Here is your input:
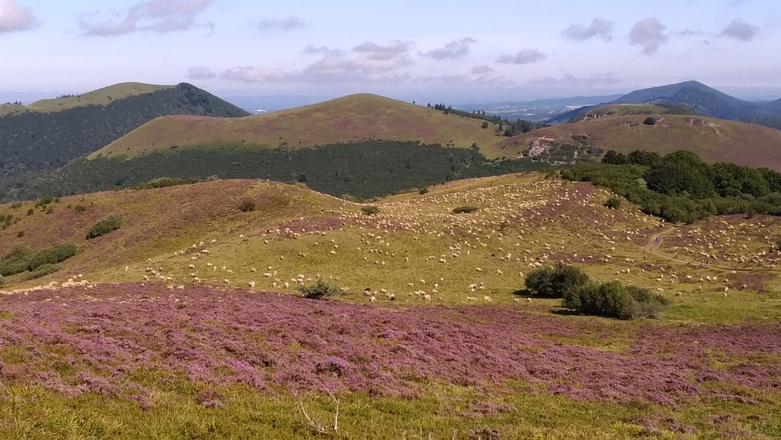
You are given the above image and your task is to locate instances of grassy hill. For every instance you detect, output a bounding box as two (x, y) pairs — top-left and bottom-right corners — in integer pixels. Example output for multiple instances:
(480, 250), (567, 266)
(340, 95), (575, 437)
(0, 175), (779, 437)
(28, 82), (172, 113)
(498, 106), (781, 170)
(89, 93), (509, 160)
(0, 83), (249, 183)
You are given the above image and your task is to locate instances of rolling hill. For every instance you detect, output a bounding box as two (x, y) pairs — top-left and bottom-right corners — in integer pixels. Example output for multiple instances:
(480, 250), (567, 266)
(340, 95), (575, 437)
(0, 82), (249, 181)
(499, 104), (781, 170)
(0, 174), (779, 438)
(88, 93), (509, 160)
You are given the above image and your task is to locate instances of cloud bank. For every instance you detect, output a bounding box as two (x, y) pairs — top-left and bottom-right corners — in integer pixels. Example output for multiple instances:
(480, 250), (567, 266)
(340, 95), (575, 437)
(256, 16), (305, 31)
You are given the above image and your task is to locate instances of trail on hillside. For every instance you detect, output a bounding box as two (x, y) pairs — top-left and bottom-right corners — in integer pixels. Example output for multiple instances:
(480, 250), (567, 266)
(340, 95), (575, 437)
(643, 226), (779, 274)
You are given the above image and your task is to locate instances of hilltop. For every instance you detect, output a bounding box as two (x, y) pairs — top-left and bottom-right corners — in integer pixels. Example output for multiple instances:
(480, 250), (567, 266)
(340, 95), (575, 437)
(0, 82), (249, 183)
(499, 104), (781, 170)
(552, 81), (781, 129)
(89, 93), (508, 160)
(4, 82), (173, 115)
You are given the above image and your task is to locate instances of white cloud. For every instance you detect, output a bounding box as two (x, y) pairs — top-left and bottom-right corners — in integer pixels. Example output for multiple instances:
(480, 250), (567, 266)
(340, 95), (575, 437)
(187, 66), (215, 79)
(420, 37), (476, 60)
(471, 65), (494, 75)
(561, 18), (613, 41)
(629, 17), (667, 55)
(80, 0), (213, 36)
(256, 16), (305, 31)
(352, 40), (414, 61)
(0, 0), (38, 33)
(496, 49), (546, 65)
(720, 19), (760, 41)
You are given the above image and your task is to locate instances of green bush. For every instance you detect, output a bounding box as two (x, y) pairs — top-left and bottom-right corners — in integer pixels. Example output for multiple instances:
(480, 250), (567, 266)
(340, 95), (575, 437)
(27, 243), (77, 271)
(25, 264), (60, 280)
(604, 197), (622, 209)
(525, 262), (590, 298)
(452, 205), (479, 214)
(299, 279), (341, 300)
(643, 117), (656, 125)
(0, 274), (5, 287)
(564, 282), (670, 319)
(86, 215), (123, 239)
(418, 187), (429, 195)
(74, 204), (88, 213)
(239, 199), (257, 212)
(0, 246), (34, 277)
(361, 205), (380, 215)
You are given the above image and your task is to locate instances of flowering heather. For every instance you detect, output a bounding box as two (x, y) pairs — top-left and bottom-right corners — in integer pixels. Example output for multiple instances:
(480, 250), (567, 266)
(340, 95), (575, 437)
(0, 283), (779, 408)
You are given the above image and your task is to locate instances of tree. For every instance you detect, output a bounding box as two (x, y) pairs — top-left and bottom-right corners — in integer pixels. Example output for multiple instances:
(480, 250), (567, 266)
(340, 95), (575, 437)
(525, 262), (590, 298)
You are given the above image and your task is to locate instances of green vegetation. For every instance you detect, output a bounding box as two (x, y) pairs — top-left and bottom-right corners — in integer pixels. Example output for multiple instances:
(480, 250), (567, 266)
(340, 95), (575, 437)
(563, 149), (781, 223)
(133, 177), (202, 190)
(10, 141), (600, 202)
(239, 199), (257, 213)
(0, 243), (76, 278)
(0, 83), (248, 190)
(526, 263), (671, 319)
(360, 205), (380, 215)
(452, 205), (479, 214)
(299, 279), (342, 300)
(642, 117), (656, 125)
(524, 262), (590, 298)
(604, 196), (622, 209)
(564, 281), (670, 319)
(86, 215), (123, 239)
(26, 243), (77, 271)
(24, 263), (61, 281)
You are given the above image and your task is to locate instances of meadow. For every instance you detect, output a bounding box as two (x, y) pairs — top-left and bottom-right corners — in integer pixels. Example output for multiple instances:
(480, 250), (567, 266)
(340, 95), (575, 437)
(0, 173), (779, 438)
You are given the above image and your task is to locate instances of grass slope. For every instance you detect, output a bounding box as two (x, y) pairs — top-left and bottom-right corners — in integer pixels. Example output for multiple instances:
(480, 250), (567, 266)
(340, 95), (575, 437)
(0, 174), (780, 437)
(89, 93), (509, 160)
(0, 83), (172, 116)
(499, 110), (781, 170)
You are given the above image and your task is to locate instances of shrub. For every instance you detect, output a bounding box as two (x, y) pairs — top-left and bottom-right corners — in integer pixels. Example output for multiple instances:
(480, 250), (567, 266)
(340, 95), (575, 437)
(0, 274), (4, 287)
(86, 215), (123, 239)
(525, 262), (590, 298)
(361, 205), (380, 215)
(27, 243), (77, 271)
(564, 282), (670, 319)
(0, 246), (34, 277)
(239, 199), (257, 212)
(299, 279), (341, 300)
(25, 264), (60, 280)
(74, 204), (88, 213)
(605, 197), (622, 209)
(643, 117), (656, 125)
(418, 187), (429, 195)
(452, 205), (479, 214)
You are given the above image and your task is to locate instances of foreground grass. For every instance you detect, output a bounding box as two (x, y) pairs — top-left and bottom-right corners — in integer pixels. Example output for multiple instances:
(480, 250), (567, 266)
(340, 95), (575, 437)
(1, 383), (778, 439)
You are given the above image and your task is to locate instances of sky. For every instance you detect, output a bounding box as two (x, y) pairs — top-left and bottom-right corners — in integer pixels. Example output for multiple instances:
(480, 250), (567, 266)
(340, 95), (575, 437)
(1, 0), (780, 103)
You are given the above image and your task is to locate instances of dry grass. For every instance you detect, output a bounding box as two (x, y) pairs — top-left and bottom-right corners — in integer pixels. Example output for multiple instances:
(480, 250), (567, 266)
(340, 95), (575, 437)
(23, 82), (171, 113)
(497, 113), (781, 170)
(89, 94), (507, 160)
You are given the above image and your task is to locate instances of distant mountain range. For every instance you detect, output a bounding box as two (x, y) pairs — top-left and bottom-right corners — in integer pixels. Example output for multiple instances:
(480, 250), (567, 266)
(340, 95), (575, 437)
(549, 81), (781, 129)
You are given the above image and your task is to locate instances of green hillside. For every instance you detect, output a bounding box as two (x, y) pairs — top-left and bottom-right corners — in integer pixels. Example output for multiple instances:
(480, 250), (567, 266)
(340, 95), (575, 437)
(498, 107), (781, 171)
(0, 83), (249, 183)
(89, 93), (510, 160)
(0, 174), (779, 438)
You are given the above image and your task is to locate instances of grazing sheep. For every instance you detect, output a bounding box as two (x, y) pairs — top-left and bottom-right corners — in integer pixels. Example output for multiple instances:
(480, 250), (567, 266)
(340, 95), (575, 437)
(223, 279), (231, 285)
(248, 281), (256, 288)
(483, 295), (492, 302)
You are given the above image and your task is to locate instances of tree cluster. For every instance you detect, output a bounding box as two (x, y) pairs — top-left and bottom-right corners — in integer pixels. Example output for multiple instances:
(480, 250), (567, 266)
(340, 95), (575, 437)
(565, 149), (781, 223)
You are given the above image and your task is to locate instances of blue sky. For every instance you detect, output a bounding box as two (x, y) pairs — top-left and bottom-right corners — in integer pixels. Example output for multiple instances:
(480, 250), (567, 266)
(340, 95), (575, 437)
(1, 0), (780, 102)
